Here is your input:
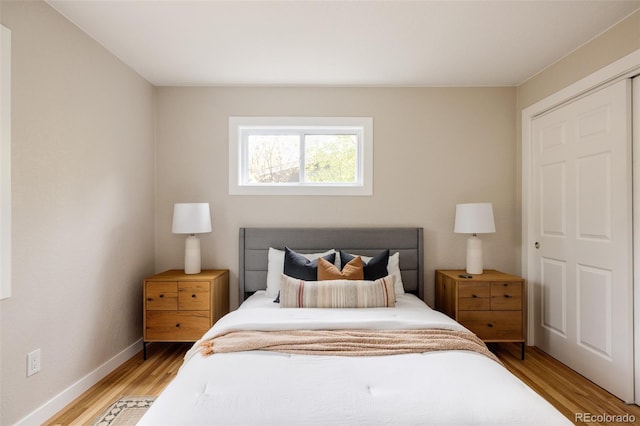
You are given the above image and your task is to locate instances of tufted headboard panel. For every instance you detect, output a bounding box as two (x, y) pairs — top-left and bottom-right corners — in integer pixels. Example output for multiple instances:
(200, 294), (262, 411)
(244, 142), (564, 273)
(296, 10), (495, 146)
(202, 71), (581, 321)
(239, 227), (423, 301)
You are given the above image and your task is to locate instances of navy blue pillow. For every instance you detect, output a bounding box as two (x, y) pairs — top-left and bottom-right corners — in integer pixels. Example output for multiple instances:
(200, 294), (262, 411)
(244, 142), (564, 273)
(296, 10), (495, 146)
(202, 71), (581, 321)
(274, 247), (337, 303)
(340, 249), (389, 280)
(284, 247), (336, 280)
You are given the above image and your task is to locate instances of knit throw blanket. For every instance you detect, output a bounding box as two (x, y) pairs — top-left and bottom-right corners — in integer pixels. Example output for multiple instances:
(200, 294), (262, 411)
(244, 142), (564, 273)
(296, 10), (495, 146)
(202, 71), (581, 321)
(199, 328), (500, 363)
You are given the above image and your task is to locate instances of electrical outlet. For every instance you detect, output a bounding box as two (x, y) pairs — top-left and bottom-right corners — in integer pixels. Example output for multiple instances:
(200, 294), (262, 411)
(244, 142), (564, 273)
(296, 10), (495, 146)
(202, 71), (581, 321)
(27, 349), (41, 376)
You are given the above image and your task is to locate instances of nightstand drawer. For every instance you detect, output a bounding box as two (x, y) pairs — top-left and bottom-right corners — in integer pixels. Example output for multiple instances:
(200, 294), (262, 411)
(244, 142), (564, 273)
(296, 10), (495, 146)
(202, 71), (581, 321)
(178, 282), (210, 310)
(458, 311), (523, 340)
(491, 282), (522, 310)
(145, 282), (178, 310)
(458, 282), (490, 298)
(458, 297), (490, 310)
(145, 311), (210, 341)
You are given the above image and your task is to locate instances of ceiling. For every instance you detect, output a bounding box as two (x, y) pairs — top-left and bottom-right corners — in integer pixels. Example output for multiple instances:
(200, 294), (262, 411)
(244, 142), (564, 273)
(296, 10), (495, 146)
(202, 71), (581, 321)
(46, 0), (640, 87)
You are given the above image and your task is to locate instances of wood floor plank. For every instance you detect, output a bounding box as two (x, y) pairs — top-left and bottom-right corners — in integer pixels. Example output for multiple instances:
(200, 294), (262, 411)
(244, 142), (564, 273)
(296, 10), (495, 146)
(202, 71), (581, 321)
(492, 343), (640, 425)
(46, 342), (639, 425)
(45, 343), (189, 426)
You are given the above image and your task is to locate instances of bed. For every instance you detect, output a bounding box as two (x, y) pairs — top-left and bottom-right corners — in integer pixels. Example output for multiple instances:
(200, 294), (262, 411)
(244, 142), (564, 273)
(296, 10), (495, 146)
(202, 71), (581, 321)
(139, 227), (571, 425)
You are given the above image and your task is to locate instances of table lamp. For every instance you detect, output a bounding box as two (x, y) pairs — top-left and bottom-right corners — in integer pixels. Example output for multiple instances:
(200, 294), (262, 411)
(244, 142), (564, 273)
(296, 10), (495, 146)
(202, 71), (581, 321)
(454, 202), (495, 275)
(172, 203), (212, 274)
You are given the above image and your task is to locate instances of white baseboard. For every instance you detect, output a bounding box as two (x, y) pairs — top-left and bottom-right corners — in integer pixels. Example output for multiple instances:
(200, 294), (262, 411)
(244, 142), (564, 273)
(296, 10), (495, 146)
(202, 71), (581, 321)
(13, 338), (142, 426)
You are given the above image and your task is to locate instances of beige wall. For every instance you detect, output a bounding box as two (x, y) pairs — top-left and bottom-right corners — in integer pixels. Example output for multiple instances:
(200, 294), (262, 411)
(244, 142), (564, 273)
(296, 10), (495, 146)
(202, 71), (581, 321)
(155, 86), (518, 308)
(517, 10), (640, 111)
(0, 2), (155, 424)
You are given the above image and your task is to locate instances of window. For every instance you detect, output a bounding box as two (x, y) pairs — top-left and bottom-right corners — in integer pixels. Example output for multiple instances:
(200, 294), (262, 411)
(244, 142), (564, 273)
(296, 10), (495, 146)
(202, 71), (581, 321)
(229, 117), (372, 195)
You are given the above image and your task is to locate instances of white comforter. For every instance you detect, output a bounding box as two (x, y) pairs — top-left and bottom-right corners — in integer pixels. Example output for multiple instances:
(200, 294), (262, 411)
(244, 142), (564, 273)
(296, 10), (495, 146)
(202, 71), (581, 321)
(139, 293), (571, 426)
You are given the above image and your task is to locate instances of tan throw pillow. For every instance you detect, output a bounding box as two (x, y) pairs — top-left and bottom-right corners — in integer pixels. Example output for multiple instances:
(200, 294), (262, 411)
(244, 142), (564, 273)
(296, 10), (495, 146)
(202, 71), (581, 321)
(318, 256), (364, 281)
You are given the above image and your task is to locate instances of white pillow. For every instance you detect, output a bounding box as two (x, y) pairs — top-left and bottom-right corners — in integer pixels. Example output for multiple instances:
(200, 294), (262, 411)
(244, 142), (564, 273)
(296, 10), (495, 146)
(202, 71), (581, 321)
(265, 247), (336, 297)
(347, 251), (404, 295)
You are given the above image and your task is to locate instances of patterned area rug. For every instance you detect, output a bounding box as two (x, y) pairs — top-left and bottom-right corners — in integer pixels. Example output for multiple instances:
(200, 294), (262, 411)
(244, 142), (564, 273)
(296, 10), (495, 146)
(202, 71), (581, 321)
(91, 396), (155, 426)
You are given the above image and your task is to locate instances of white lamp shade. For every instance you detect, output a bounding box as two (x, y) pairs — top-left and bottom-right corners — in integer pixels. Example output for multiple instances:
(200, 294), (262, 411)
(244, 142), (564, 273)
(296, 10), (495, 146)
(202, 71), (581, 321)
(172, 203), (212, 234)
(454, 203), (496, 234)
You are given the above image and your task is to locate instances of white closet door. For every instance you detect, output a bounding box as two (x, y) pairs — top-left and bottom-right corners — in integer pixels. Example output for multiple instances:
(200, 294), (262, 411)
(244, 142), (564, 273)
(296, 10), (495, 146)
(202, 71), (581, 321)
(531, 79), (633, 402)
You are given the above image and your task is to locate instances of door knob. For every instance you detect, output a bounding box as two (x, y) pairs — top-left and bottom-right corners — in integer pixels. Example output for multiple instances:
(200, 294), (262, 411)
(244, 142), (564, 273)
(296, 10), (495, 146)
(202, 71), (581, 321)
(535, 242), (540, 249)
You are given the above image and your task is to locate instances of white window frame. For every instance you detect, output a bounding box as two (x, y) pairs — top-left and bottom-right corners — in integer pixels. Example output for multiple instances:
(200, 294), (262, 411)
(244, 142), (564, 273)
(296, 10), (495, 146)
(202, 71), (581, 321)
(229, 116), (373, 196)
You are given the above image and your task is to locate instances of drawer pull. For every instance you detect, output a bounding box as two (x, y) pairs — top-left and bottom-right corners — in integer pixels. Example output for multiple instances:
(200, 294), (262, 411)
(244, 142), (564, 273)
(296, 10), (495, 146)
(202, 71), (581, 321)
(487, 323), (493, 328)
(504, 294), (511, 298)
(175, 323), (180, 328)
(159, 294), (164, 298)
(472, 294), (477, 298)
(192, 294), (196, 298)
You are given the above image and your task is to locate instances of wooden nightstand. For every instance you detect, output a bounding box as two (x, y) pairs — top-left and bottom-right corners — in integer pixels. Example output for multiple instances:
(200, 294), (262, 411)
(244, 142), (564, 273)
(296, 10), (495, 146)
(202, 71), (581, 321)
(435, 269), (526, 359)
(143, 269), (229, 359)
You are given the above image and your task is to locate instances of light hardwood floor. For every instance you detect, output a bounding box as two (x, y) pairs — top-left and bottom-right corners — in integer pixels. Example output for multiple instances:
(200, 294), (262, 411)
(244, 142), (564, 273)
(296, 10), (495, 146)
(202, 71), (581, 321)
(46, 343), (189, 426)
(492, 343), (640, 425)
(46, 342), (639, 425)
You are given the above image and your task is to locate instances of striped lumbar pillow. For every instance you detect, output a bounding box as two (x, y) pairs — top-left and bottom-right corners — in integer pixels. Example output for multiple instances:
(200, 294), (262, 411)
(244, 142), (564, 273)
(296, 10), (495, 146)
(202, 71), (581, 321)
(279, 274), (396, 308)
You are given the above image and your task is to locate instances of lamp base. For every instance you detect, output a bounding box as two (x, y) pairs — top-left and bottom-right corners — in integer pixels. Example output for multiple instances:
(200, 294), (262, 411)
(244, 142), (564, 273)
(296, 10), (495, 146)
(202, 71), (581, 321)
(466, 235), (484, 275)
(184, 235), (201, 274)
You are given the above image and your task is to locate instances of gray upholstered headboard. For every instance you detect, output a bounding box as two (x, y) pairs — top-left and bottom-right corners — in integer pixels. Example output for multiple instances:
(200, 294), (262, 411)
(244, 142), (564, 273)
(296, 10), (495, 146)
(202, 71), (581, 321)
(239, 227), (424, 301)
